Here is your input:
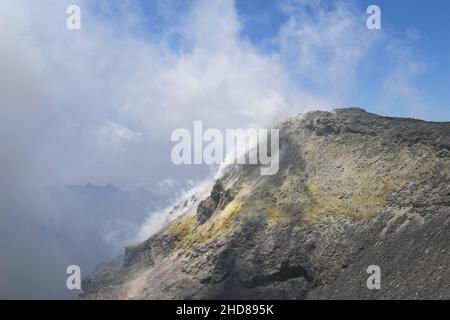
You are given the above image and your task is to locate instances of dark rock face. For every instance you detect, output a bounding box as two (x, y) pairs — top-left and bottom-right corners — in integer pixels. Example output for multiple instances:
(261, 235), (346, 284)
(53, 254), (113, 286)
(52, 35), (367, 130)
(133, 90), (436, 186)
(81, 108), (450, 300)
(197, 181), (234, 225)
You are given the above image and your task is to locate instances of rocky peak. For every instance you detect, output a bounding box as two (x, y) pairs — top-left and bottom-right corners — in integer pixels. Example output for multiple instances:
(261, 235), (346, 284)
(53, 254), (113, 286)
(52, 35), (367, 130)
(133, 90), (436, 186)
(81, 108), (450, 300)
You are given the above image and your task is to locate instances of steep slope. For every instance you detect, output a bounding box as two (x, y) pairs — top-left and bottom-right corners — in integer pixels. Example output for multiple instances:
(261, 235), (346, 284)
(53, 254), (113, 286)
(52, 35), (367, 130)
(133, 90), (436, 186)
(81, 108), (450, 300)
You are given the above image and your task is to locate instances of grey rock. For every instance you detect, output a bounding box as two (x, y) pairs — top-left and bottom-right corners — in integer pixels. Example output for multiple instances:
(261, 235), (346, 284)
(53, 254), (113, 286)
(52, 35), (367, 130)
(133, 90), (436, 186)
(81, 108), (450, 300)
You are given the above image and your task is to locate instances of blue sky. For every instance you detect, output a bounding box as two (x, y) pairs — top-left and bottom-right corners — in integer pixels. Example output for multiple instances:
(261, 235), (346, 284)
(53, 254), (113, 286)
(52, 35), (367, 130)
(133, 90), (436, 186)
(129, 0), (450, 121)
(236, 0), (450, 121)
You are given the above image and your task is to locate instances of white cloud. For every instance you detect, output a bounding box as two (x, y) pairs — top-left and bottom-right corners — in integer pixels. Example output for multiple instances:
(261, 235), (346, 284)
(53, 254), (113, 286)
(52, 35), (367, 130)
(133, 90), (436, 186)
(278, 0), (378, 100)
(0, 0), (375, 190)
(377, 37), (428, 118)
(136, 178), (212, 242)
(96, 120), (142, 151)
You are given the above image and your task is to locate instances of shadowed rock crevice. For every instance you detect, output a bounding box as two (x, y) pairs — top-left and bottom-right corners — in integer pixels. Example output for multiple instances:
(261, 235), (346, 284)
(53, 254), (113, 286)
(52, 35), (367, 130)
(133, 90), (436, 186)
(197, 180), (234, 225)
(240, 260), (315, 289)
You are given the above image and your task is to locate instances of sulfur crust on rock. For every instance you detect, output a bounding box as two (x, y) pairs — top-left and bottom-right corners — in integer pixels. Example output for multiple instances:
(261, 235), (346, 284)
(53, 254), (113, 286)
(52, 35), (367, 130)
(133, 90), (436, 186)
(169, 200), (242, 247)
(297, 135), (440, 221)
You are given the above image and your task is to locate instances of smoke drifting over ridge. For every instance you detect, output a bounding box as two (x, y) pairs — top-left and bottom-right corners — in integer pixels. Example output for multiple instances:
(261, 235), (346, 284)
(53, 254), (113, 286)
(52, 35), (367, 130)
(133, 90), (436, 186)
(0, 0), (428, 298)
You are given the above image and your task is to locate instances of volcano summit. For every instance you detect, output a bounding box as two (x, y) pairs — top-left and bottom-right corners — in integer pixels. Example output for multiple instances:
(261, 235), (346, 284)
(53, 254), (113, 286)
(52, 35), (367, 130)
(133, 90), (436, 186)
(81, 108), (450, 300)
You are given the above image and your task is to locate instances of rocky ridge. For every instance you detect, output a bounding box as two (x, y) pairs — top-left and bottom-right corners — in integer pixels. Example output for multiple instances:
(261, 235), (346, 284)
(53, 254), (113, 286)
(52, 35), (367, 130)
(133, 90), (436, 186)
(81, 108), (450, 300)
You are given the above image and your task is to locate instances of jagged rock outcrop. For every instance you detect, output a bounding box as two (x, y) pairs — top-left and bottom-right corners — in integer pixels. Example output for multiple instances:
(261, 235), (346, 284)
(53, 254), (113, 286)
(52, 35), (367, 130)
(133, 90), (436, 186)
(81, 108), (450, 300)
